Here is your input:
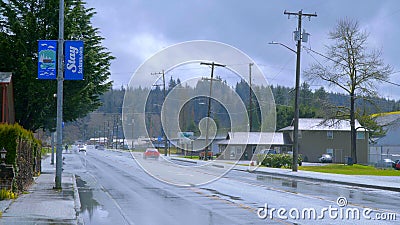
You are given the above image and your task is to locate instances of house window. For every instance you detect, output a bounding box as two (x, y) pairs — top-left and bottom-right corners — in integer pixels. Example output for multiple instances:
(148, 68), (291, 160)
(327, 131), (333, 139)
(357, 131), (365, 140)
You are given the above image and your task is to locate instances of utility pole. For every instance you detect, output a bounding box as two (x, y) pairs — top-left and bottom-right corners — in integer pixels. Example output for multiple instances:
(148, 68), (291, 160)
(249, 63), (253, 132)
(284, 10), (317, 172)
(112, 115), (116, 149)
(51, 132), (55, 165)
(55, 0), (65, 189)
(107, 120), (110, 148)
(116, 114), (119, 149)
(151, 70), (167, 156)
(103, 122), (106, 145)
(131, 119), (135, 150)
(200, 62), (226, 161)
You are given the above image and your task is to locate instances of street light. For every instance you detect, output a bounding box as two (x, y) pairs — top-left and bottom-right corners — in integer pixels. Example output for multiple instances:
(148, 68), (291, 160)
(269, 40), (300, 172)
(0, 147), (7, 165)
(269, 41), (297, 54)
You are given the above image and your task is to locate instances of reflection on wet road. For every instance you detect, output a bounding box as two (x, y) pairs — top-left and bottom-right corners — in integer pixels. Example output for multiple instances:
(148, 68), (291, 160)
(76, 176), (108, 224)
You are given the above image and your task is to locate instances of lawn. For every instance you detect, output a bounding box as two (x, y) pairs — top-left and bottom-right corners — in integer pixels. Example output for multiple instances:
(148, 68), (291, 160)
(299, 164), (400, 176)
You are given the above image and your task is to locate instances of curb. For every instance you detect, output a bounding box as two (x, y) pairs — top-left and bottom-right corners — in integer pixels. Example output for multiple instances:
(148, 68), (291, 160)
(169, 157), (222, 167)
(237, 167), (400, 192)
(72, 174), (84, 225)
(170, 157), (198, 164)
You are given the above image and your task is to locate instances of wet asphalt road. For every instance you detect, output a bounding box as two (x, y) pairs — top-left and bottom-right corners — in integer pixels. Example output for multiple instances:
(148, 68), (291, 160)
(63, 149), (400, 225)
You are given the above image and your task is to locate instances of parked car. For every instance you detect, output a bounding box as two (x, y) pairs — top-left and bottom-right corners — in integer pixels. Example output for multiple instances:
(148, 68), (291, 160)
(376, 158), (395, 168)
(394, 160), (400, 170)
(143, 148), (160, 159)
(259, 149), (277, 155)
(319, 154), (333, 163)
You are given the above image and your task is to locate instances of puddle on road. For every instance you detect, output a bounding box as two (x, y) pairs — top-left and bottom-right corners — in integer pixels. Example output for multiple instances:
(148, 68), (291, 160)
(256, 175), (299, 188)
(256, 175), (300, 189)
(76, 175), (109, 224)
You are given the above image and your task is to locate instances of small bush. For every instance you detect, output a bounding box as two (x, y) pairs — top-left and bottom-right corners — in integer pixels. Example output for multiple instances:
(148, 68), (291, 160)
(261, 154), (302, 169)
(0, 188), (16, 200)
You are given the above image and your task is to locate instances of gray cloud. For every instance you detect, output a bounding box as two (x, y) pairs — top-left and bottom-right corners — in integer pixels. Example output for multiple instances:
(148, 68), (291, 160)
(86, 0), (400, 99)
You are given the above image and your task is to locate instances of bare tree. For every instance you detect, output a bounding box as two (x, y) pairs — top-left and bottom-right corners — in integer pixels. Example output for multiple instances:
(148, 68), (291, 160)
(305, 18), (392, 164)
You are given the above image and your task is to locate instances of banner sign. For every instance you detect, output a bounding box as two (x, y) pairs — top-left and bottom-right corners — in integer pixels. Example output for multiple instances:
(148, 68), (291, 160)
(38, 40), (57, 80)
(64, 40), (84, 80)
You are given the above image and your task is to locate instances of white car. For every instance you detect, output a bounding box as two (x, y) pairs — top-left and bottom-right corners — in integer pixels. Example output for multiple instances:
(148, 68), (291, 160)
(319, 154), (333, 163)
(78, 145), (86, 152)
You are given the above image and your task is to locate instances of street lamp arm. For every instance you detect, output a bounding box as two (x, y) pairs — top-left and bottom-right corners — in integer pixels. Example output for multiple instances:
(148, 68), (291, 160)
(268, 41), (297, 54)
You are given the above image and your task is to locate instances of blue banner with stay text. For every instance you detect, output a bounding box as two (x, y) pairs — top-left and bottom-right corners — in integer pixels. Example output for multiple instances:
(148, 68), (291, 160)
(64, 40), (84, 80)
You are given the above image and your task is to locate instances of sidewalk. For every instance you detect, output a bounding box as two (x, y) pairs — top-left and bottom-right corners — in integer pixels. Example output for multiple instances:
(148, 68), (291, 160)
(0, 155), (80, 224)
(170, 156), (400, 192)
(236, 164), (400, 192)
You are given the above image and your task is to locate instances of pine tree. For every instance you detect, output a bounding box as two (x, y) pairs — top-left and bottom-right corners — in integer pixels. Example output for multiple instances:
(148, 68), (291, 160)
(0, 0), (113, 131)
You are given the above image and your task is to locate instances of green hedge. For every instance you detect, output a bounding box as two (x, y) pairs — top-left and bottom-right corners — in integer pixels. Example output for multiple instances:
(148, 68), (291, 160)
(0, 123), (41, 192)
(261, 154), (302, 169)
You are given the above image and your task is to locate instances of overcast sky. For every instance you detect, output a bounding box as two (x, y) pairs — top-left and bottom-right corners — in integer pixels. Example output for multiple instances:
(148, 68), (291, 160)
(85, 0), (400, 100)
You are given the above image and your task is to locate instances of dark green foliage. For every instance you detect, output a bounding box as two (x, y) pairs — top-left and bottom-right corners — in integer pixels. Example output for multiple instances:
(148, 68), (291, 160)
(235, 79), (261, 131)
(276, 105), (317, 130)
(0, 123), (41, 192)
(0, 0), (113, 131)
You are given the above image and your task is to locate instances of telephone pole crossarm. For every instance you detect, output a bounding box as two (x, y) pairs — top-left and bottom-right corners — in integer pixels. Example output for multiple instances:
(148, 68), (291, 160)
(284, 10), (317, 18)
(200, 62), (226, 67)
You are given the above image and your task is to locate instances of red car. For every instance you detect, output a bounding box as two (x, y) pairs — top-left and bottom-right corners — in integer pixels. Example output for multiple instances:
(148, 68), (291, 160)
(394, 160), (400, 170)
(143, 148), (160, 160)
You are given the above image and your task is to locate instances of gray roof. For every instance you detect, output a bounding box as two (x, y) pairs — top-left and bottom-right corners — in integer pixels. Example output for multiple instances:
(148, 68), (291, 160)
(279, 118), (366, 131)
(374, 113), (400, 126)
(218, 132), (284, 145)
(372, 123), (400, 146)
(372, 113), (400, 146)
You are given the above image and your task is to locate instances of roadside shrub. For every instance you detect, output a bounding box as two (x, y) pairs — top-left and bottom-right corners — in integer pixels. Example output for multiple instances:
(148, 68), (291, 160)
(0, 188), (16, 200)
(0, 123), (41, 192)
(261, 154), (302, 169)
